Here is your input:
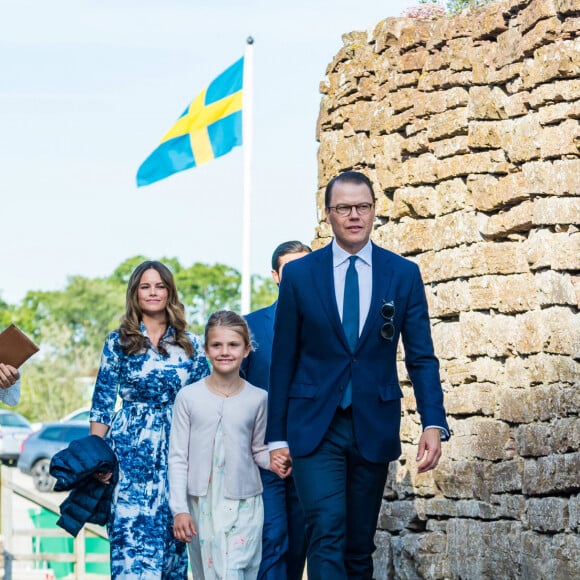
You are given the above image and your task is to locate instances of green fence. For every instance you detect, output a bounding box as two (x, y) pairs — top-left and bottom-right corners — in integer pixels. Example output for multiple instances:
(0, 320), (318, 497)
(29, 507), (110, 578)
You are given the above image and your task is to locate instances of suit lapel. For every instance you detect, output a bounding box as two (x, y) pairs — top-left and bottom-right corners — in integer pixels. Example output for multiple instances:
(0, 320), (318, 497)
(358, 243), (395, 348)
(311, 245), (348, 346)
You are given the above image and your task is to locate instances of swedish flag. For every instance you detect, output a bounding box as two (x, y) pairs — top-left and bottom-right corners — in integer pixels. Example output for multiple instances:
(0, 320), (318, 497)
(137, 57), (244, 187)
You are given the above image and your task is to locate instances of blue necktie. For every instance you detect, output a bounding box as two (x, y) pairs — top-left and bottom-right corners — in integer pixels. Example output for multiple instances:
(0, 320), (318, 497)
(341, 255), (359, 408)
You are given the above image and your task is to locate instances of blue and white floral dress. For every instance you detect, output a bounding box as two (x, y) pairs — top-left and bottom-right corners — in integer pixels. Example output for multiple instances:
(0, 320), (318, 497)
(90, 325), (210, 579)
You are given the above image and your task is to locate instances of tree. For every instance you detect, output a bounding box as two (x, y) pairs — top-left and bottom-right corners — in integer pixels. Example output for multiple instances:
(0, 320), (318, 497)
(109, 255), (151, 285)
(175, 262), (243, 333)
(0, 296), (15, 329)
(16, 322), (95, 422)
(250, 275), (278, 312)
(2, 256), (277, 421)
(445, 0), (497, 14)
(16, 276), (126, 353)
(11, 278), (125, 421)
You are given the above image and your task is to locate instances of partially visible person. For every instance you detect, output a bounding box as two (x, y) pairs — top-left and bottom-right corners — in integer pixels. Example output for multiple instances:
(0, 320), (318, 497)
(241, 241), (311, 580)
(267, 171), (449, 579)
(90, 260), (210, 579)
(170, 310), (277, 580)
(0, 363), (20, 406)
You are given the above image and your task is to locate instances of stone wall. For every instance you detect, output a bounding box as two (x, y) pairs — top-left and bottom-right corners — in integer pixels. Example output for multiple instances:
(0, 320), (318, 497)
(314, 0), (580, 577)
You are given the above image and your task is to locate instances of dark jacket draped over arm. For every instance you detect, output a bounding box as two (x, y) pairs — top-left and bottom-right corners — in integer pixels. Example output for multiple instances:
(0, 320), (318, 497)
(50, 434), (118, 537)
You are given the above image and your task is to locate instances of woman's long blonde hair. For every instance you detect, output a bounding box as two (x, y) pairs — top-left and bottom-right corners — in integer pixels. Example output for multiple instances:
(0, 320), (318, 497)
(119, 260), (194, 357)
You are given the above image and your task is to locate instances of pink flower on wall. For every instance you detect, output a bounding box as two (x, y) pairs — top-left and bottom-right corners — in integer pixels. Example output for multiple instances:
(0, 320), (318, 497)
(403, 3), (446, 20)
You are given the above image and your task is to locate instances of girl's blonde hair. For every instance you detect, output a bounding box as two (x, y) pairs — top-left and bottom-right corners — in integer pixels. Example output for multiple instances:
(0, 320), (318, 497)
(204, 310), (251, 349)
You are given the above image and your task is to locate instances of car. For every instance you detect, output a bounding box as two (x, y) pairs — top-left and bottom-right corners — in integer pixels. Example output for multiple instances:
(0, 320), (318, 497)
(60, 406), (90, 422)
(29, 406), (91, 432)
(0, 409), (33, 465)
(17, 421), (90, 492)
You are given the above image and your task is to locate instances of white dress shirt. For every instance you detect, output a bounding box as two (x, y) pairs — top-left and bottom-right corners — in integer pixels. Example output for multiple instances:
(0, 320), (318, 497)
(332, 238), (373, 333)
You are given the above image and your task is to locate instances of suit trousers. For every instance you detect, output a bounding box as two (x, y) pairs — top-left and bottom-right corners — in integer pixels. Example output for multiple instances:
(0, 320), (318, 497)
(258, 467), (307, 580)
(292, 407), (389, 580)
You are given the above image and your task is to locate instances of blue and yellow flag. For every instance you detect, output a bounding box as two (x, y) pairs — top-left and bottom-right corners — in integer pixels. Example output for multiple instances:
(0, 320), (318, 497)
(137, 57), (244, 187)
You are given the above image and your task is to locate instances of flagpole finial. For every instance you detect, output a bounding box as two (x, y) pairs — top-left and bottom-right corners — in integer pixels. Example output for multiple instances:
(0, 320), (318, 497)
(246, 36), (254, 45)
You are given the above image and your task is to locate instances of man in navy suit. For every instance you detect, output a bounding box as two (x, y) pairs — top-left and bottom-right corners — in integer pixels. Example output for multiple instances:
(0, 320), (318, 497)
(242, 240), (311, 580)
(267, 171), (450, 580)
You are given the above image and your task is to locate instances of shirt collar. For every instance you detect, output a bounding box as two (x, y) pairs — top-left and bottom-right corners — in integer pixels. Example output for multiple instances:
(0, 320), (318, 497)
(331, 238), (372, 267)
(139, 321), (174, 340)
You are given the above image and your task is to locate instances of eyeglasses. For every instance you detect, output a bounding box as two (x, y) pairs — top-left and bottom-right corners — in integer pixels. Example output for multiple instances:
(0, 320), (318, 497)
(380, 300), (395, 341)
(326, 203), (374, 217)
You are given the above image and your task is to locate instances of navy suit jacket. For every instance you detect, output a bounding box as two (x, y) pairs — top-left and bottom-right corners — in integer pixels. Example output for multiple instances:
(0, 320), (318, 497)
(266, 242), (449, 464)
(242, 302), (277, 391)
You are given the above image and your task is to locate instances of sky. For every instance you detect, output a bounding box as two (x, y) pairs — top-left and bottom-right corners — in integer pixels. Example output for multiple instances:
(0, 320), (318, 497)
(1, 0), (413, 304)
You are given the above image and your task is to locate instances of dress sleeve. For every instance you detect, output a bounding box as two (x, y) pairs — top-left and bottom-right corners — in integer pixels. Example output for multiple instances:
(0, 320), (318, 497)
(90, 332), (123, 425)
(187, 334), (210, 383)
(0, 379), (20, 406)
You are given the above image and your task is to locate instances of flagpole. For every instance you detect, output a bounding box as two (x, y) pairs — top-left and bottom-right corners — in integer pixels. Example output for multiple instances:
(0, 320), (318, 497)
(241, 36), (254, 314)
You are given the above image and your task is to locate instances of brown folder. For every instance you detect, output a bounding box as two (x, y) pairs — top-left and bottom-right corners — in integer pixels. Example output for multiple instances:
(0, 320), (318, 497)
(0, 324), (40, 368)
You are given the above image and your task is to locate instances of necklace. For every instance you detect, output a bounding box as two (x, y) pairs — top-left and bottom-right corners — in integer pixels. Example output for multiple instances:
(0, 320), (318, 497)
(206, 377), (244, 398)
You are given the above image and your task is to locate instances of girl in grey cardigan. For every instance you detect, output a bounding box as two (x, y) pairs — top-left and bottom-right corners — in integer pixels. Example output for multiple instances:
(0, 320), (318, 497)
(169, 311), (282, 579)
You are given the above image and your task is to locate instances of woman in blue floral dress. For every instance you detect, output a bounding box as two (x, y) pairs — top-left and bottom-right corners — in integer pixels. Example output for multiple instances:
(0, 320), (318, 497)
(90, 260), (210, 579)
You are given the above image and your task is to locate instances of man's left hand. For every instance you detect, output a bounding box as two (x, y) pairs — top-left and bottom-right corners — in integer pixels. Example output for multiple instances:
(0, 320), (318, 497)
(416, 428), (442, 473)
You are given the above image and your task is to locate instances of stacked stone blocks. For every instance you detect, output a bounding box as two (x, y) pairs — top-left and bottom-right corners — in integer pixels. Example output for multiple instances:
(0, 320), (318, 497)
(315, 0), (579, 577)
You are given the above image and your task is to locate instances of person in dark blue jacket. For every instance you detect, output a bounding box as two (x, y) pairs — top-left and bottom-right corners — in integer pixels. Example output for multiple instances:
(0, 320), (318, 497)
(241, 240), (311, 580)
(267, 172), (449, 580)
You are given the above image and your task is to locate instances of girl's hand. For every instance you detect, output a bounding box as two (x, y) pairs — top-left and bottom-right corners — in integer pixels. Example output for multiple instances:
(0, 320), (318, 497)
(173, 513), (197, 543)
(270, 449), (293, 478)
